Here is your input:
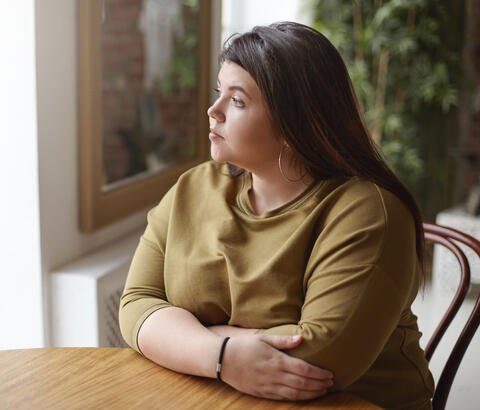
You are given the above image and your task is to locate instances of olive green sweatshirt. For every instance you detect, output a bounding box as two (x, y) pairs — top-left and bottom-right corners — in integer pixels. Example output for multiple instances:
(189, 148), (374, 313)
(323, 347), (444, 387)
(119, 161), (434, 409)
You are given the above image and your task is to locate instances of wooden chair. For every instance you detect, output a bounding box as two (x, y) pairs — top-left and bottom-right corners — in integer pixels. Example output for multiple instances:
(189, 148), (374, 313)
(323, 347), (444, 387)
(422, 222), (480, 410)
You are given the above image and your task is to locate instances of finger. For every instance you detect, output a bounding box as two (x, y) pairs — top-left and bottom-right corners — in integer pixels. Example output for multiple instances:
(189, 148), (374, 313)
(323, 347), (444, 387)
(279, 372), (334, 392)
(273, 384), (328, 401)
(283, 355), (334, 380)
(258, 334), (303, 350)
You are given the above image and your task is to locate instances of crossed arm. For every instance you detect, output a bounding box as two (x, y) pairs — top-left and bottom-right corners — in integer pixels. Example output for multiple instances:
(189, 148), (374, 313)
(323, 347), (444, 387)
(132, 263), (404, 400)
(137, 305), (334, 401)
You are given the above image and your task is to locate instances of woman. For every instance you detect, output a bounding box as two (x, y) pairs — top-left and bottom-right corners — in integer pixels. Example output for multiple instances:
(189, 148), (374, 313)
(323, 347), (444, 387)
(119, 22), (434, 409)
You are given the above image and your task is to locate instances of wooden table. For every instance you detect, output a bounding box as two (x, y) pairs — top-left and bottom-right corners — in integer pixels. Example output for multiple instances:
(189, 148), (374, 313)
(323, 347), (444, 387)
(0, 348), (382, 409)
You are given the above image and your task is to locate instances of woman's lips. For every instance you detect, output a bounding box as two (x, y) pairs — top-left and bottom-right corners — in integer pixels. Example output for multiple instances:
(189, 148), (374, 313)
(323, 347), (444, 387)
(209, 130), (224, 141)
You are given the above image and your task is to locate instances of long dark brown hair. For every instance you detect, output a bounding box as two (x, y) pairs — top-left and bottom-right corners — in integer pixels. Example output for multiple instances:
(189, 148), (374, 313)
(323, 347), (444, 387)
(220, 21), (425, 271)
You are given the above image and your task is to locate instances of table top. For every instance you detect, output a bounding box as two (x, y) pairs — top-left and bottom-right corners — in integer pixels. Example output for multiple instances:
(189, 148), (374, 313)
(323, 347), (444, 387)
(0, 348), (382, 409)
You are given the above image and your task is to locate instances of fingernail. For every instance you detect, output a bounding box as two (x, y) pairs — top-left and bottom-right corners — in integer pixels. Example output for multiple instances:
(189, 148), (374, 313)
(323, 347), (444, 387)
(292, 335), (301, 342)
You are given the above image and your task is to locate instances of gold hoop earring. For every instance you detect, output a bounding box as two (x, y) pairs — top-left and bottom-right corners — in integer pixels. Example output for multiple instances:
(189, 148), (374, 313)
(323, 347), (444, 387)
(278, 145), (307, 183)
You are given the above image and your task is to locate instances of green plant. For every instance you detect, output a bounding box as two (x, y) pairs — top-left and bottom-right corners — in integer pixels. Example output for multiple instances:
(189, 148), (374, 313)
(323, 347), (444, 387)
(309, 0), (464, 201)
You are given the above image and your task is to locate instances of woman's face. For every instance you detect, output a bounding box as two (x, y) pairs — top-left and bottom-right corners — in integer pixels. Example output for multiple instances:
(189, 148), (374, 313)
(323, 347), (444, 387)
(207, 61), (281, 172)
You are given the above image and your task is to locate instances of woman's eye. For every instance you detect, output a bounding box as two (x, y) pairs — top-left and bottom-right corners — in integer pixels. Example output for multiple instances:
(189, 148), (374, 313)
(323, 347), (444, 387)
(213, 87), (221, 94)
(232, 96), (245, 107)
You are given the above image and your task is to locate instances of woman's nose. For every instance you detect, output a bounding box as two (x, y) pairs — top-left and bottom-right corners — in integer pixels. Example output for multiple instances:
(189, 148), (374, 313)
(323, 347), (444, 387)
(207, 101), (225, 122)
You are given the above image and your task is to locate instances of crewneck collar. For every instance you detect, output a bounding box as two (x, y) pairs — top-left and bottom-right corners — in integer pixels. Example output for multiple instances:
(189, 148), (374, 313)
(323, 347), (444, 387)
(236, 171), (322, 218)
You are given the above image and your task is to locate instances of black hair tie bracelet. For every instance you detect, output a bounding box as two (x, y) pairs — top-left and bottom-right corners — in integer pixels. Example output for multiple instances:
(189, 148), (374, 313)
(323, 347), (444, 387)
(216, 337), (230, 381)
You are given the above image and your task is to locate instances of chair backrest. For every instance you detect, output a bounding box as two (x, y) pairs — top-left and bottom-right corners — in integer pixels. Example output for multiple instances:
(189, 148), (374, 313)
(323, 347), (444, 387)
(422, 222), (480, 410)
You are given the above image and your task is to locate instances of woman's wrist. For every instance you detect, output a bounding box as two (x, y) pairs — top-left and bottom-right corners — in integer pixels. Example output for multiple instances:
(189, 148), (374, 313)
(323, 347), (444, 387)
(137, 307), (226, 379)
(216, 337), (231, 381)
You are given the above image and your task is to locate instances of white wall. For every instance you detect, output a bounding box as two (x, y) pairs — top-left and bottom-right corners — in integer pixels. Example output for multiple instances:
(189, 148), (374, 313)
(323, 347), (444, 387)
(0, 0), (44, 349)
(36, 0), (150, 272)
(35, 0), (150, 346)
(0, 0), (222, 350)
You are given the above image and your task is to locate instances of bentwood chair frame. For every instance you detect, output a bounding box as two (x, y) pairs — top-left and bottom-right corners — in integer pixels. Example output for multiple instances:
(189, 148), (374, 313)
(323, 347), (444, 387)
(422, 222), (480, 410)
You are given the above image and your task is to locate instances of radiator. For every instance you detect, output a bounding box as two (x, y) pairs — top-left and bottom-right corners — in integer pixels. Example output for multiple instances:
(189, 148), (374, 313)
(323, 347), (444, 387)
(49, 232), (141, 347)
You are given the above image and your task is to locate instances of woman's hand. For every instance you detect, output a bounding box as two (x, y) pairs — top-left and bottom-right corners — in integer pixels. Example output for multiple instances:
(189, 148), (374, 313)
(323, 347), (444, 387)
(220, 334), (334, 401)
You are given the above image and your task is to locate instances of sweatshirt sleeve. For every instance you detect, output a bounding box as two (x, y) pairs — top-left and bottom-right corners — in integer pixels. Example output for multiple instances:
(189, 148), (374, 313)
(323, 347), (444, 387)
(257, 184), (419, 389)
(119, 184), (176, 353)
